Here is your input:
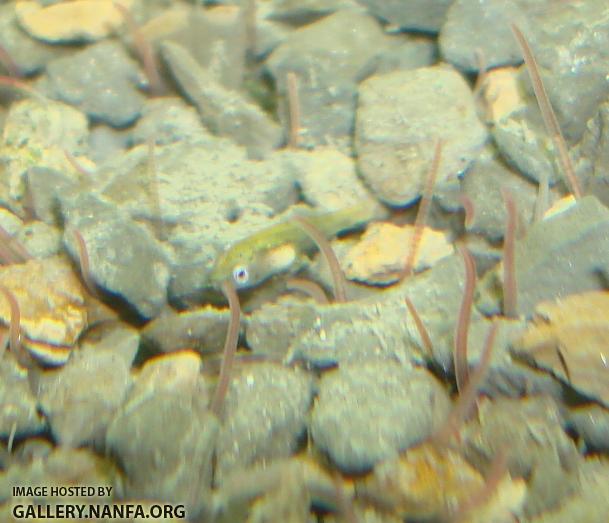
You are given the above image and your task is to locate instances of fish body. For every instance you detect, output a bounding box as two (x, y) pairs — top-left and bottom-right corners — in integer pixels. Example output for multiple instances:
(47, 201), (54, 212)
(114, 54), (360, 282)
(210, 204), (378, 290)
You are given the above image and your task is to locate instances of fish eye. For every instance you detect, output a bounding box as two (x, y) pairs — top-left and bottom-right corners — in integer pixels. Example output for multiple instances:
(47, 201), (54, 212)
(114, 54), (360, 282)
(232, 265), (249, 286)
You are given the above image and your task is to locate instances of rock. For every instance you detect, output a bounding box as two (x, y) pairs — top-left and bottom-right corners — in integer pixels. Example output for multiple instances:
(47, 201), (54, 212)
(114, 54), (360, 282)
(342, 222), (454, 285)
(477, 196), (609, 317)
(0, 256), (87, 362)
(439, 0), (539, 71)
(374, 35), (437, 74)
(512, 291), (609, 407)
(357, 0), (452, 33)
(37, 347), (133, 447)
(357, 443), (526, 521)
(567, 405), (609, 453)
(15, 0), (133, 43)
(0, 357), (45, 438)
(61, 192), (170, 319)
(481, 67), (524, 124)
(461, 396), (581, 518)
(17, 221), (61, 260)
(25, 166), (80, 225)
(460, 148), (537, 242)
(106, 352), (216, 514)
(42, 40), (146, 127)
(274, 147), (377, 211)
(355, 66), (487, 206)
(141, 306), (234, 355)
(215, 362), (314, 482)
(266, 10), (391, 151)
(0, 99), (88, 210)
(161, 40), (282, 157)
(0, 4), (58, 75)
(311, 362), (450, 473)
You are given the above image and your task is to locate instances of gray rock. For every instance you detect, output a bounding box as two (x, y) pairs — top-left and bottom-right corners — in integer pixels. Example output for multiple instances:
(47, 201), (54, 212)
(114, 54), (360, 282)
(0, 357), (45, 439)
(524, 0), (609, 143)
(462, 396), (581, 518)
(17, 220), (61, 259)
(37, 347), (132, 447)
(266, 10), (391, 151)
(355, 66), (487, 206)
(215, 362), (314, 482)
(106, 352), (216, 515)
(477, 196), (609, 317)
(131, 97), (212, 147)
(439, 0), (541, 71)
(0, 4), (59, 75)
(567, 405), (609, 453)
(357, 0), (452, 32)
(141, 306), (234, 355)
(374, 35), (437, 74)
(61, 192), (170, 319)
(460, 149), (537, 241)
(161, 41), (282, 157)
(42, 40), (147, 127)
(311, 361), (451, 473)
(25, 166), (79, 225)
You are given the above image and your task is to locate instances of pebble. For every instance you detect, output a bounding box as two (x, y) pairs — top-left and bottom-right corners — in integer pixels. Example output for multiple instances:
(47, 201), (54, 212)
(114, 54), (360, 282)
(568, 405), (609, 453)
(311, 361), (450, 473)
(355, 66), (487, 206)
(15, 0), (134, 43)
(342, 222), (454, 285)
(42, 40), (147, 127)
(266, 10), (391, 151)
(215, 363), (314, 482)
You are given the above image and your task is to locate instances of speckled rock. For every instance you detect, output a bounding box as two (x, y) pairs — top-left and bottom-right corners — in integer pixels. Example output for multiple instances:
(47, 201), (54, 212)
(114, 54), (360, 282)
(161, 40), (282, 157)
(477, 196), (609, 317)
(37, 346), (133, 447)
(355, 66), (487, 206)
(106, 352), (216, 514)
(15, 0), (133, 43)
(215, 363), (314, 482)
(61, 192), (170, 319)
(311, 361), (450, 473)
(0, 99), (88, 209)
(266, 10), (391, 151)
(439, 0), (541, 71)
(357, 0), (452, 32)
(41, 40), (146, 127)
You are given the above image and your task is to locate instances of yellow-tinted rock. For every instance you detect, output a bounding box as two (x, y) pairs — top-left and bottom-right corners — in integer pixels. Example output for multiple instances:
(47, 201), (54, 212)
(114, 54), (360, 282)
(514, 291), (609, 406)
(343, 222), (453, 285)
(0, 256), (86, 347)
(482, 67), (524, 123)
(15, 0), (134, 43)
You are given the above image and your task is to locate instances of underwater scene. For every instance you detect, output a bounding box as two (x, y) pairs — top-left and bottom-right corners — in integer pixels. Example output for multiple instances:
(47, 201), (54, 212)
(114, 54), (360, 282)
(0, 0), (608, 521)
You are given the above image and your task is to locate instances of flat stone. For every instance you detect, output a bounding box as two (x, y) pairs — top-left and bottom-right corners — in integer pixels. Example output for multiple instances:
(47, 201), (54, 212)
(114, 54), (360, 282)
(15, 0), (133, 43)
(342, 222), (454, 285)
(311, 362), (450, 473)
(355, 66), (487, 206)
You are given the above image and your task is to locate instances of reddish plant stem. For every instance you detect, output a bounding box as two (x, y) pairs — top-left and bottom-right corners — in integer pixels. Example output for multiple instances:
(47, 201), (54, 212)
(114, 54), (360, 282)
(405, 296), (433, 358)
(454, 247), (476, 394)
(501, 188), (518, 318)
(286, 72), (301, 149)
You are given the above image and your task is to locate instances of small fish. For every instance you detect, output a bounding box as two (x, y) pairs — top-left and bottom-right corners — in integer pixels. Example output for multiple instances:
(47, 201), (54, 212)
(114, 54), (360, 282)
(210, 204), (379, 290)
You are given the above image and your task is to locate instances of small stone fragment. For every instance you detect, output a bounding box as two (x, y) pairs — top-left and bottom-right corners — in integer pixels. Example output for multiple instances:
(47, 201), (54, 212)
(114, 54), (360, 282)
(342, 222), (454, 285)
(356, 66), (487, 206)
(513, 291), (609, 407)
(481, 67), (524, 124)
(311, 361), (450, 473)
(15, 0), (133, 43)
